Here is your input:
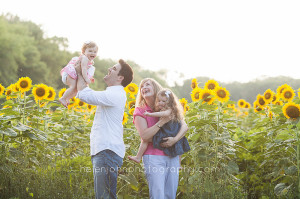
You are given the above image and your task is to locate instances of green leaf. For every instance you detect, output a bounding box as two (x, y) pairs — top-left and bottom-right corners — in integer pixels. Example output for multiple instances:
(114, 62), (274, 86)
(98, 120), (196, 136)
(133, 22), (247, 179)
(226, 161), (239, 174)
(0, 128), (17, 137)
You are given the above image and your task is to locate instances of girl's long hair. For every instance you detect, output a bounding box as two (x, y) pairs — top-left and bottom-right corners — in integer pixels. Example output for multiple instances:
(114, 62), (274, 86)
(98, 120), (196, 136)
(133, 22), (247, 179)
(156, 89), (183, 122)
(135, 78), (163, 108)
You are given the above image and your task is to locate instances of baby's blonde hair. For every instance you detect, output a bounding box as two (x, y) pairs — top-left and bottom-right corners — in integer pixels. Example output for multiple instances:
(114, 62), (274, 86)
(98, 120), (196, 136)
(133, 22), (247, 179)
(81, 41), (98, 54)
(155, 89), (183, 122)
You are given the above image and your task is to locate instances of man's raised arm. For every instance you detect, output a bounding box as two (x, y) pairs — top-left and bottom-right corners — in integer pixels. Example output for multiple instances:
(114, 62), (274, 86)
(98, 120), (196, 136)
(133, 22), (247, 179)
(74, 60), (88, 91)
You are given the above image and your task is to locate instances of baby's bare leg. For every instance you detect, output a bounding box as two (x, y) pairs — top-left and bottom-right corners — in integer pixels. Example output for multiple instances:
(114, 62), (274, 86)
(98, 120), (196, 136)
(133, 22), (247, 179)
(128, 140), (149, 163)
(59, 75), (77, 107)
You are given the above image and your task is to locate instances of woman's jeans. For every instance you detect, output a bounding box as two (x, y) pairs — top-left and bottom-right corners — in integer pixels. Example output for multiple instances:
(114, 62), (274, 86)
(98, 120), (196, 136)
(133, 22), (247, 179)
(92, 150), (123, 199)
(143, 155), (180, 199)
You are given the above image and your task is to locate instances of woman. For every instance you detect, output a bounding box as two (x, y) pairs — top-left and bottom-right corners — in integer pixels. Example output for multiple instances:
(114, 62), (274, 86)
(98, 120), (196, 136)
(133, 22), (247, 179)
(132, 78), (189, 199)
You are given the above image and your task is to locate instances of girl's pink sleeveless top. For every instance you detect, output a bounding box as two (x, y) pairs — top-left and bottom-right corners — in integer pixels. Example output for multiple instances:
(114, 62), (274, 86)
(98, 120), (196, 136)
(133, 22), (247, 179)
(133, 105), (166, 156)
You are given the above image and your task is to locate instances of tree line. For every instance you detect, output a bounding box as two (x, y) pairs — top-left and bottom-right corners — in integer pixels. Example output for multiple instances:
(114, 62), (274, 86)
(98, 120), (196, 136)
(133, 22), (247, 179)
(1, 13), (299, 104)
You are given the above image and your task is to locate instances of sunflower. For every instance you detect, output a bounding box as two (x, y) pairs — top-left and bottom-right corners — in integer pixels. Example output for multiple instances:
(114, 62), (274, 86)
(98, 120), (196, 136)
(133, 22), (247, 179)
(87, 104), (96, 112)
(128, 100), (136, 109)
(59, 88), (67, 99)
(244, 102), (251, 109)
(5, 85), (15, 100)
(272, 94), (280, 104)
(16, 77), (32, 93)
(268, 111), (273, 120)
(277, 84), (292, 95)
(256, 94), (266, 107)
(253, 101), (263, 113)
(179, 98), (188, 109)
(0, 84), (5, 95)
(205, 80), (219, 90)
(200, 89), (215, 104)
(68, 97), (79, 109)
(282, 102), (300, 119)
(191, 87), (202, 102)
(237, 99), (246, 108)
(129, 108), (135, 115)
(36, 100), (48, 107)
(184, 105), (189, 114)
(125, 83), (138, 96)
(32, 84), (49, 101)
(46, 86), (56, 101)
(214, 86), (230, 103)
(263, 89), (273, 104)
(281, 87), (295, 102)
(122, 112), (129, 125)
(78, 100), (86, 107)
(191, 78), (198, 89)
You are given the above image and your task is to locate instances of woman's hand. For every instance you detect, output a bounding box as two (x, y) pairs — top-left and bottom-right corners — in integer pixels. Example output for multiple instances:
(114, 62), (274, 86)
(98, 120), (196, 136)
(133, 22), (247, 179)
(144, 111), (150, 116)
(160, 137), (177, 148)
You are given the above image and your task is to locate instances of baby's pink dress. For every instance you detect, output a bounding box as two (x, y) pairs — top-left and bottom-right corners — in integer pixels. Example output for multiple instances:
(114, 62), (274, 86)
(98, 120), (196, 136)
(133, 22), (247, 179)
(60, 56), (95, 84)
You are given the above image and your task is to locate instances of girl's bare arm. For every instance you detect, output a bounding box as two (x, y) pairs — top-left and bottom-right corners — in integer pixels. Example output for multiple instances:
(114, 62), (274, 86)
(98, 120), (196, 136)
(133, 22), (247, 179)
(144, 109), (171, 118)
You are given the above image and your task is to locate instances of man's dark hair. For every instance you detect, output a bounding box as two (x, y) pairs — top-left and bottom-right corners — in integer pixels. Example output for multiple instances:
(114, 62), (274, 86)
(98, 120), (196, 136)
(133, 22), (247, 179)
(118, 59), (133, 87)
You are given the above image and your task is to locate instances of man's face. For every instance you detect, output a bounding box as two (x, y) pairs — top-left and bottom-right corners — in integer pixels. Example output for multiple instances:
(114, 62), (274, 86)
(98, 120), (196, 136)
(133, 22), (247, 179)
(104, 63), (122, 86)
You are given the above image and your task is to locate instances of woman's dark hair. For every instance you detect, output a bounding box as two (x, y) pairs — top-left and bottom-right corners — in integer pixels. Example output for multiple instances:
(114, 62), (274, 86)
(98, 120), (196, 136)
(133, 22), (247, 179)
(118, 59), (134, 87)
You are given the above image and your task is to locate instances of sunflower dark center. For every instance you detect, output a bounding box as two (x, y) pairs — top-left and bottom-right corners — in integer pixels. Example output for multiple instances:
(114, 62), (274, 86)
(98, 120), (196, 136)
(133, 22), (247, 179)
(240, 102), (244, 106)
(258, 98), (265, 106)
(7, 90), (11, 95)
(88, 105), (92, 109)
(208, 84), (215, 90)
(272, 96), (277, 102)
(129, 86), (135, 92)
(79, 101), (84, 106)
(286, 106), (300, 119)
(203, 93), (211, 102)
(36, 88), (46, 97)
(20, 81), (28, 88)
(48, 90), (53, 98)
(284, 91), (292, 99)
(265, 93), (271, 99)
(245, 104), (249, 108)
(192, 82), (196, 89)
(217, 90), (226, 98)
(195, 92), (200, 100)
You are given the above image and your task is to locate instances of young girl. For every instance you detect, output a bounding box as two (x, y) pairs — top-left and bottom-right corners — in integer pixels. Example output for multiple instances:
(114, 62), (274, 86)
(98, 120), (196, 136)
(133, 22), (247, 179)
(59, 41), (98, 107)
(128, 89), (190, 163)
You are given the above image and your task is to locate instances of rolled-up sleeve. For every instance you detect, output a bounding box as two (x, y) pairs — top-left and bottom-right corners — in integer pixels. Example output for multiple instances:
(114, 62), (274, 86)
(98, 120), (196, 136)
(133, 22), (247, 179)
(76, 87), (114, 106)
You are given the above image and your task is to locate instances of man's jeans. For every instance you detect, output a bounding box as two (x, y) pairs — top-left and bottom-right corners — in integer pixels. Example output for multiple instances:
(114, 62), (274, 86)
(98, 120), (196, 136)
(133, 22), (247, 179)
(92, 150), (123, 199)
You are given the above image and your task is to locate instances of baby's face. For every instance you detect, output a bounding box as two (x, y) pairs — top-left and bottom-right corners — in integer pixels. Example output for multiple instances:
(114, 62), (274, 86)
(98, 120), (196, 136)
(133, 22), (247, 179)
(156, 95), (168, 110)
(84, 46), (98, 61)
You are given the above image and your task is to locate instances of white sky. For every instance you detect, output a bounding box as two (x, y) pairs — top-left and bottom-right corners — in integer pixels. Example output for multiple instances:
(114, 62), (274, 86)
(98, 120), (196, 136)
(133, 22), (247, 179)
(1, 0), (300, 84)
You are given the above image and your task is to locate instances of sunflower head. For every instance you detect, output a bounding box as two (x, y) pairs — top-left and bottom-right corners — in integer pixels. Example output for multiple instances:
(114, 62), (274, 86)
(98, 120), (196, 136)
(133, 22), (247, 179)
(263, 89), (274, 104)
(277, 84), (292, 95)
(237, 99), (246, 108)
(244, 102), (251, 109)
(78, 100), (86, 107)
(282, 102), (300, 119)
(129, 108), (135, 115)
(68, 97), (79, 109)
(205, 80), (219, 90)
(191, 78), (198, 89)
(87, 104), (96, 112)
(0, 84), (5, 95)
(46, 86), (56, 101)
(200, 89), (215, 104)
(256, 94), (266, 107)
(32, 84), (49, 101)
(128, 100), (136, 109)
(274, 100), (283, 106)
(253, 101), (263, 113)
(5, 85), (15, 100)
(214, 86), (230, 103)
(123, 112), (129, 125)
(17, 77), (32, 93)
(191, 87), (202, 102)
(59, 88), (67, 99)
(125, 83), (138, 95)
(179, 98), (188, 109)
(281, 87), (295, 102)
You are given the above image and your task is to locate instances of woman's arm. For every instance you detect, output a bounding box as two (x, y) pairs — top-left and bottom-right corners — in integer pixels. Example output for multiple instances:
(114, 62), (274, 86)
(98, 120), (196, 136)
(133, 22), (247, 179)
(144, 109), (171, 118)
(160, 119), (189, 147)
(135, 115), (170, 142)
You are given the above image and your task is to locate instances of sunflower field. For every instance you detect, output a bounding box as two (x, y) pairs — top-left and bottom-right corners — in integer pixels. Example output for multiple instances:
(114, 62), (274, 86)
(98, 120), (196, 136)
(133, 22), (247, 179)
(1, 77), (300, 199)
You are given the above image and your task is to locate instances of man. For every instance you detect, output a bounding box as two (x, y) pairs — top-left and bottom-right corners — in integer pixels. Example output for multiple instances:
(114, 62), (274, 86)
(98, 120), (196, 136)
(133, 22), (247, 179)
(75, 58), (133, 199)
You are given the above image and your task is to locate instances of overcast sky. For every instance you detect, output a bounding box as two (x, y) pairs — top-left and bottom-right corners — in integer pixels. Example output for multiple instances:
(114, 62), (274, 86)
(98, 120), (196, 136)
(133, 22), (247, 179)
(1, 0), (300, 84)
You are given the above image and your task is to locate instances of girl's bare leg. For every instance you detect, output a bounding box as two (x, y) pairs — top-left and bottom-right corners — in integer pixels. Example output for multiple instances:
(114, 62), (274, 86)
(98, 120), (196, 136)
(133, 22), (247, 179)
(128, 141), (149, 163)
(59, 75), (77, 108)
